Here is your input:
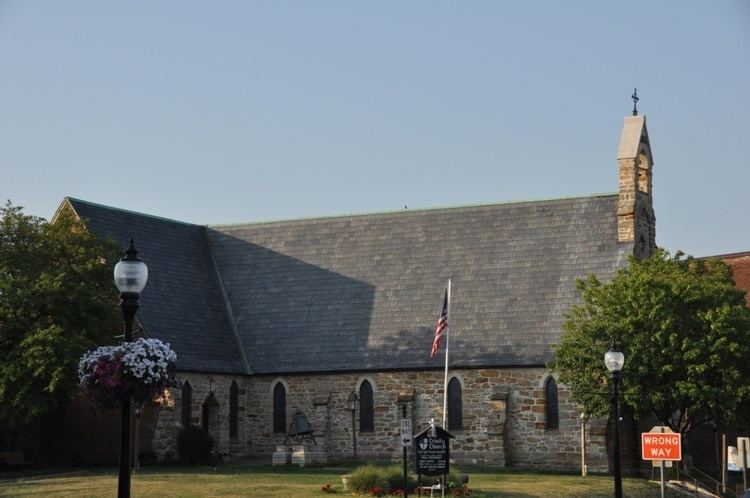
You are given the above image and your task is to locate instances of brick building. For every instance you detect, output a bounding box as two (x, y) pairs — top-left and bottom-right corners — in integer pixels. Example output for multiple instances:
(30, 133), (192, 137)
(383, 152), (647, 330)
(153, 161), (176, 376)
(718, 252), (750, 298)
(53, 112), (656, 471)
(684, 251), (750, 474)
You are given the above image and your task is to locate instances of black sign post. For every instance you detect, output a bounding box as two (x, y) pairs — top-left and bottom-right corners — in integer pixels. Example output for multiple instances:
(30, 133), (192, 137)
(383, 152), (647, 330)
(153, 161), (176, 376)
(414, 424), (454, 496)
(399, 404), (411, 498)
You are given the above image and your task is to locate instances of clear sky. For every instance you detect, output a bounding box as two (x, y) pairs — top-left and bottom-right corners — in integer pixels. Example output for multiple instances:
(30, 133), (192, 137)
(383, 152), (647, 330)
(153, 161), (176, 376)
(1, 1), (748, 257)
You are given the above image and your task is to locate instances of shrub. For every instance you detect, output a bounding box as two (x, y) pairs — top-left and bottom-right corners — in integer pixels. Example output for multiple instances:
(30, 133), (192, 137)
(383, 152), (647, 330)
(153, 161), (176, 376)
(444, 471), (472, 495)
(380, 464), (417, 491)
(176, 426), (214, 464)
(347, 464), (417, 495)
(449, 484), (472, 496)
(347, 464), (390, 494)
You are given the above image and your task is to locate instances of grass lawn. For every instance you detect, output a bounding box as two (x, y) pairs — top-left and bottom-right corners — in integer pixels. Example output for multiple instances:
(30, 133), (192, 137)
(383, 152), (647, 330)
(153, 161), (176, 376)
(0, 464), (684, 498)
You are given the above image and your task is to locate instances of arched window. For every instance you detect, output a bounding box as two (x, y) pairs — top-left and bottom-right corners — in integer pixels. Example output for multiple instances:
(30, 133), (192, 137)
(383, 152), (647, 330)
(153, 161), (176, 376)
(359, 380), (374, 432)
(447, 377), (463, 431)
(181, 381), (192, 427)
(202, 392), (219, 434)
(545, 377), (559, 430)
(637, 151), (650, 193)
(273, 382), (286, 433)
(229, 380), (239, 439)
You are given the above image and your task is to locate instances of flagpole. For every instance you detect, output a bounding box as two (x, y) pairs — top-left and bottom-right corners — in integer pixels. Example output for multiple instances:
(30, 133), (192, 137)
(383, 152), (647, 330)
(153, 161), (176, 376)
(442, 279), (451, 427)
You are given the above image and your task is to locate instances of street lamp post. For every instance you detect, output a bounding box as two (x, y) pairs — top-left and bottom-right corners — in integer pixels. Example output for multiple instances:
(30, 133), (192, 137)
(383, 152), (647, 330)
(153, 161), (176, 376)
(605, 347), (625, 498)
(114, 239), (148, 498)
(347, 391), (359, 462)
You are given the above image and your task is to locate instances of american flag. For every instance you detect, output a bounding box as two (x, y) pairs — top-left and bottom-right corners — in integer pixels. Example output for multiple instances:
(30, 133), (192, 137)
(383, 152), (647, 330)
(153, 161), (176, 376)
(430, 290), (448, 359)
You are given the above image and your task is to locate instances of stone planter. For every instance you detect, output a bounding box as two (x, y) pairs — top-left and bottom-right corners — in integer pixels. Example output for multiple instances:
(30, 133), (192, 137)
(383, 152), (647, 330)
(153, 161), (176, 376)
(272, 445), (291, 466)
(291, 444), (328, 466)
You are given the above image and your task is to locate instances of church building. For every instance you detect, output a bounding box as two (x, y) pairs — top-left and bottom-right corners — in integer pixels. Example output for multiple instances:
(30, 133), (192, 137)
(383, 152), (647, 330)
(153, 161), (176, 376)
(55, 111), (656, 471)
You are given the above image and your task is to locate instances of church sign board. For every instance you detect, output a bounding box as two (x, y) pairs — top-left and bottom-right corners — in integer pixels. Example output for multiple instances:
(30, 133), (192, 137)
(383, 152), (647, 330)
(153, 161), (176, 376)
(415, 425), (453, 476)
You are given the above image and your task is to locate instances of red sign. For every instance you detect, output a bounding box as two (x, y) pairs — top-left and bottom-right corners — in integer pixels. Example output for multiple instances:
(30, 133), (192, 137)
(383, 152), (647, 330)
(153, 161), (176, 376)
(641, 432), (682, 461)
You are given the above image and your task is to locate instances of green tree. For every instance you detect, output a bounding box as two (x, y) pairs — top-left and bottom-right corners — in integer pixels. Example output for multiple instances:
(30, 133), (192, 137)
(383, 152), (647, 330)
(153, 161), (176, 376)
(552, 249), (750, 437)
(0, 201), (121, 439)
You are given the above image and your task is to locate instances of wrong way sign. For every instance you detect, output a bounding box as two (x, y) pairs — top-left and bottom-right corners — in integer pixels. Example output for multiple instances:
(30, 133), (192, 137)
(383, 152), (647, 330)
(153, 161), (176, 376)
(642, 431), (682, 461)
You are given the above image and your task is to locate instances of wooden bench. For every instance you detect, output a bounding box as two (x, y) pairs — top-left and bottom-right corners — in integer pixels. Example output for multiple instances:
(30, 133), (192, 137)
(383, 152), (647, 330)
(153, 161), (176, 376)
(416, 482), (442, 497)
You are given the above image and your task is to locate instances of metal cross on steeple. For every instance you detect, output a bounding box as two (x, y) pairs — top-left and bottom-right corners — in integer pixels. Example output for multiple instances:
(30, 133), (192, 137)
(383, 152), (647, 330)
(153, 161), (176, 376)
(631, 88), (639, 116)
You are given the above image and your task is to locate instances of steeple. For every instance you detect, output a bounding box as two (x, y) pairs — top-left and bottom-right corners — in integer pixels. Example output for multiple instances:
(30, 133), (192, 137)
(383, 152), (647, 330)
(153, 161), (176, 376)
(616, 97), (656, 258)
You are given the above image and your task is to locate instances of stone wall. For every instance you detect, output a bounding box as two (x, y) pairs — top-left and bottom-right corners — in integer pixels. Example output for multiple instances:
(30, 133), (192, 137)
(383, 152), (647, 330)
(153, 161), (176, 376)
(152, 373), (251, 461)
(153, 367), (608, 472)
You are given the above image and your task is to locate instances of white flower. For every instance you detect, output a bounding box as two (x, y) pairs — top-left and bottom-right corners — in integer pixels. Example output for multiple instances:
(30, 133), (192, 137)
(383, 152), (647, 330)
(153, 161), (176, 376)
(79, 338), (177, 387)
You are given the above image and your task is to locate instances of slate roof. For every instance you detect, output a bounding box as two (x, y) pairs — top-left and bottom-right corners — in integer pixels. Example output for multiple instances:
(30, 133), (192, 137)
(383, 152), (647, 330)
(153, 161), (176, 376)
(65, 194), (633, 375)
(208, 195), (632, 374)
(65, 198), (247, 374)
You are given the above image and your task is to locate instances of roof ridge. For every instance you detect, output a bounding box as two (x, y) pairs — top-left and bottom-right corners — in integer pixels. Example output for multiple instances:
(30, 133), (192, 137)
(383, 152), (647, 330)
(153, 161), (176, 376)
(208, 192), (618, 229)
(698, 250), (750, 260)
(202, 226), (253, 375)
(65, 197), (199, 228)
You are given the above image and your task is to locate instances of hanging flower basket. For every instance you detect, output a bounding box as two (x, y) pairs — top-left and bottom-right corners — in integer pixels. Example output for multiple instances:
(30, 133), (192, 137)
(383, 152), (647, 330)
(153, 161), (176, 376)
(78, 338), (179, 410)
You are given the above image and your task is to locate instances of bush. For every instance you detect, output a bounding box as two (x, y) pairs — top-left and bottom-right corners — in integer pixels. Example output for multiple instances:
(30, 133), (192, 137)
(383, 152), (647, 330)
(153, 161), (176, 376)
(444, 469), (462, 486)
(347, 464), (417, 495)
(449, 484), (471, 496)
(347, 464), (390, 494)
(444, 471), (472, 495)
(380, 465), (417, 491)
(176, 426), (214, 464)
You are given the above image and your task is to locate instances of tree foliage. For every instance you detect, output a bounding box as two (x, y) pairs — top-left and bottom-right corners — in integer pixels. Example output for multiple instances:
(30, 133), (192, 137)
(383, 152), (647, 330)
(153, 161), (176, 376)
(552, 249), (750, 436)
(0, 202), (121, 431)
